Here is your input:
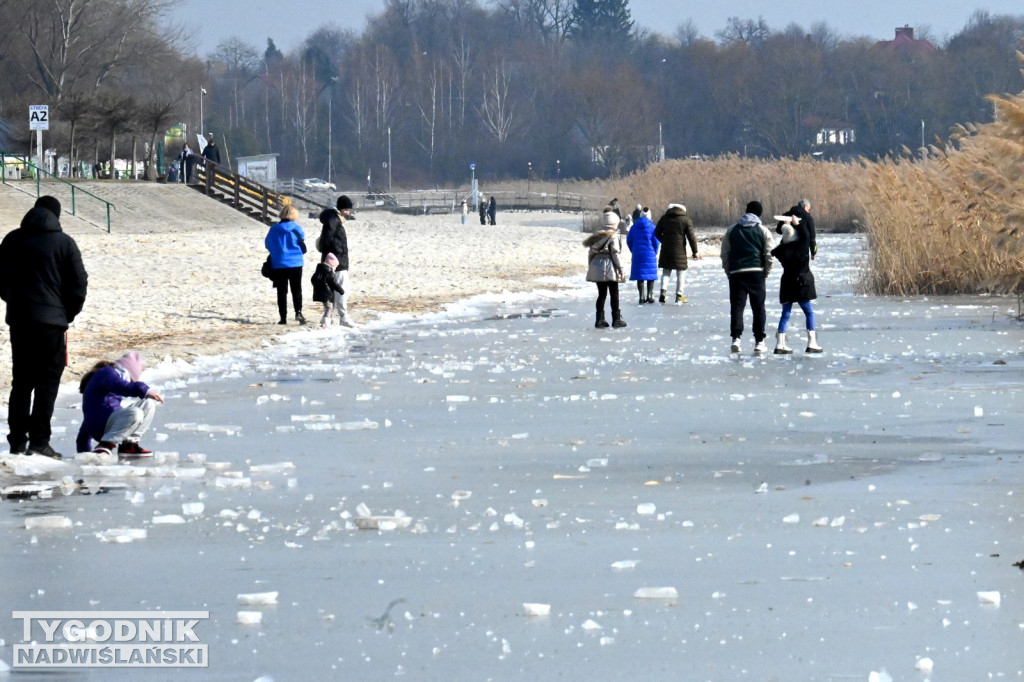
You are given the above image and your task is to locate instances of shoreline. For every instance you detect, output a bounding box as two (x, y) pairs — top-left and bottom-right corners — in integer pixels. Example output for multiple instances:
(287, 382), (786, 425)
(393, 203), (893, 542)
(0, 211), (589, 405)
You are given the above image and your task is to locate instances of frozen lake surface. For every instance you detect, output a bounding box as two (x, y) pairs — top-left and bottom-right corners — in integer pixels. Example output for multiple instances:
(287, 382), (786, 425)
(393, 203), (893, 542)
(2, 235), (1022, 681)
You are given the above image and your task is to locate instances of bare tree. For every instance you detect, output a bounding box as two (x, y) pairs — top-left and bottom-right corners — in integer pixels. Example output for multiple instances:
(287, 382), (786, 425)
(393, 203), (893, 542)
(138, 95), (181, 179)
(477, 60), (515, 145)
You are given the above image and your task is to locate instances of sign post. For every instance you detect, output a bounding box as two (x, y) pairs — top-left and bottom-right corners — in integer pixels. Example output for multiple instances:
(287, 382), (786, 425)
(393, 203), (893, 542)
(29, 105), (49, 172)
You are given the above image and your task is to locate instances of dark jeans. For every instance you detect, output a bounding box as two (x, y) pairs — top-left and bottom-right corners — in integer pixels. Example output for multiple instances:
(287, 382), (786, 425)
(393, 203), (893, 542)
(7, 324), (66, 451)
(272, 267), (303, 321)
(595, 281), (620, 316)
(728, 271), (767, 341)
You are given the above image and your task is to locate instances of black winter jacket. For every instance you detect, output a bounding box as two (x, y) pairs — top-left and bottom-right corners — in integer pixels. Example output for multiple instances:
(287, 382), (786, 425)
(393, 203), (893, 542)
(654, 207), (699, 270)
(0, 206), (88, 328)
(316, 209), (349, 271)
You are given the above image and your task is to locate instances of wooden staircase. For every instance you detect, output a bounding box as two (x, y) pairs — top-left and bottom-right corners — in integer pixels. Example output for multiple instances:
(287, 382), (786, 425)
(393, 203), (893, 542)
(189, 158), (287, 226)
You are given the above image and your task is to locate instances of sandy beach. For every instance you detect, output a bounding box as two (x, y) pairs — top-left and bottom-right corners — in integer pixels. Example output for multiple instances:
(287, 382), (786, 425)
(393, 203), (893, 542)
(0, 203), (602, 401)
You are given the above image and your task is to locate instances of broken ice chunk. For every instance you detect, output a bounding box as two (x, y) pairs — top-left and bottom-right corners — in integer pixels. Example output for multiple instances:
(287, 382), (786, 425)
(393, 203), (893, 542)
(249, 462), (295, 475)
(611, 560), (639, 570)
(977, 590), (1001, 605)
(182, 502), (205, 516)
(914, 657), (934, 672)
(633, 587), (678, 599)
(581, 619), (602, 631)
(25, 516), (72, 530)
(973, 406), (983, 417)
(782, 513), (800, 524)
(522, 603), (551, 617)
(504, 512), (525, 529)
(96, 528), (147, 543)
(236, 611), (263, 625)
(237, 591), (279, 606)
(636, 503), (656, 515)
(151, 514), (186, 525)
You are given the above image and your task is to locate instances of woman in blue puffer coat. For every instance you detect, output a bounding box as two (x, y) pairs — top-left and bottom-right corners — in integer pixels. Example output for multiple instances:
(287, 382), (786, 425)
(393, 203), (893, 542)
(626, 207), (660, 304)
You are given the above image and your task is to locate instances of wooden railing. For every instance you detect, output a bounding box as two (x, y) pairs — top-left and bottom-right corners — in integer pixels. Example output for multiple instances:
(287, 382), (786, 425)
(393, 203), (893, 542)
(191, 157), (286, 225)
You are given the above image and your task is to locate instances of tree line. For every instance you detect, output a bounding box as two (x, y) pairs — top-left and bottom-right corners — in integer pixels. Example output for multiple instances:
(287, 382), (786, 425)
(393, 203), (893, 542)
(0, 0), (1021, 187)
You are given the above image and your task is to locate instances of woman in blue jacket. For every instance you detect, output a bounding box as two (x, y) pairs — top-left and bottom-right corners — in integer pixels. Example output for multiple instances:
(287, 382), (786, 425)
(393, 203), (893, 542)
(626, 207), (660, 304)
(265, 204), (307, 325)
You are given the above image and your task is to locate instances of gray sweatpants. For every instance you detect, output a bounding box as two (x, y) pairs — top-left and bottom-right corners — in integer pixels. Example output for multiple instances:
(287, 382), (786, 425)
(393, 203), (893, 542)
(101, 397), (158, 444)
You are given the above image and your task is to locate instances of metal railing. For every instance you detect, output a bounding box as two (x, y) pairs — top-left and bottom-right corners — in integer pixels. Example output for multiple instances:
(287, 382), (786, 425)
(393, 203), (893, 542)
(0, 152), (116, 232)
(192, 157), (287, 225)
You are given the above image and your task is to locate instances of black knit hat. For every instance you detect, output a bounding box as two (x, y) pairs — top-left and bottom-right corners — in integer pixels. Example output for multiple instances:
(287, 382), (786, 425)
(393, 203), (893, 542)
(744, 200), (763, 217)
(336, 195), (353, 210)
(35, 195), (62, 218)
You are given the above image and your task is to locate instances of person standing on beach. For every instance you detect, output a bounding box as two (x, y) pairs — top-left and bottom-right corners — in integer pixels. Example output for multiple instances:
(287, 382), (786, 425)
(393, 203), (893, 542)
(478, 197), (487, 225)
(626, 207), (659, 304)
(771, 199), (822, 354)
(460, 200), (468, 225)
(720, 200), (773, 355)
(265, 204), (308, 325)
(654, 203), (701, 304)
(317, 195), (356, 327)
(487, 196), (497, 225)
(584, 208), (627, 329)
(0, 196), (88, 458)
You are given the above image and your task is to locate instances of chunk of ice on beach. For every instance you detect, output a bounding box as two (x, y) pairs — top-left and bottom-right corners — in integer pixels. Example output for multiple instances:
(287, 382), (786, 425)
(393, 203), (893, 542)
(977, 590), (1001, 605)
(25, 516), (72, 530)
(973, 406), (983, 417)
(96, 528), (147, 543)
(782, 513), (800, 524)
(182, 502), (205, 516)
(152, 514), (186, 525)
(522, 603), (551, 617)
(215, 476), (251, 489)
(914, 657), (934, 672)
(633, 587), (678, 599)
(237, 591), (279, 605)
(611, 560), (639, 570)
(868, 671), (892, 682)
(504, 512), (525, 529)
(636, 503), (656, 515)
(249, 462), (295, 475)
(236, 611), (263, 625)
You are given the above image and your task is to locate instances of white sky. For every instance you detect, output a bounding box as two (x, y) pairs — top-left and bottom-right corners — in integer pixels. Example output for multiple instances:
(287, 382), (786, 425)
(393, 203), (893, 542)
(175, 0), (1024, 56)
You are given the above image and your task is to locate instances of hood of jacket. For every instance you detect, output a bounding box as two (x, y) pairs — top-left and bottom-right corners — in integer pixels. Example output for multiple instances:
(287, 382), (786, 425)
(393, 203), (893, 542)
(583, 229), (617, 247)
(20, 206), (61, 233)
(665, 206), (686, 219)
(632, 216), (656, 231)
(319, 207), (343, 225)
(735, 213), (763, 229)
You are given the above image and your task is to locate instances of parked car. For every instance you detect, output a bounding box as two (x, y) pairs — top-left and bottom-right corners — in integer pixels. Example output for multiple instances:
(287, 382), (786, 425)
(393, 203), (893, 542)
(300, 178), (336, 192)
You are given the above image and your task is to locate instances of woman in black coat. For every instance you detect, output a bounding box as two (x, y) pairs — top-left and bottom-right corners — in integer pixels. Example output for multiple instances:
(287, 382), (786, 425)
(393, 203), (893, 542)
(771, 200), (822, 354)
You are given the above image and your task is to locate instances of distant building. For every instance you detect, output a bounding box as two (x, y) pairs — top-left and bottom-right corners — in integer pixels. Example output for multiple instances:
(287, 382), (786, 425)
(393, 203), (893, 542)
(803, 115), (856, 149)
(236, 153), (279, 184)
(873, 25), (937, 56)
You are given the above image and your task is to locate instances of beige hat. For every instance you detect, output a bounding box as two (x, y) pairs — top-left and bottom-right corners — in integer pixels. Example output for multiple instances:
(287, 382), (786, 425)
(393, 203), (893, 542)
(602, 211), (619, 227)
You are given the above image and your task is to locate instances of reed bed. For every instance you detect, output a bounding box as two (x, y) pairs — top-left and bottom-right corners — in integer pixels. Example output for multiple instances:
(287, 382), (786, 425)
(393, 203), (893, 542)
(858, 71), (1024, 295)
(603, 155), (867, 231)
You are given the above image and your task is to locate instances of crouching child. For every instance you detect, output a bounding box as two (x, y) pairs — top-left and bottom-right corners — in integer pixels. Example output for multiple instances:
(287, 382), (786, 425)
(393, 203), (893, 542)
(311, 252), (346, 328)
(75, 351), (164, 457)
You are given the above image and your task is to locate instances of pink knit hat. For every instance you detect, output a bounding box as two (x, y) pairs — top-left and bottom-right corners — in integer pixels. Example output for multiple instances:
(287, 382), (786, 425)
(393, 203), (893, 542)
(325, 253), (339, 268)
(118, 351), (143, 382)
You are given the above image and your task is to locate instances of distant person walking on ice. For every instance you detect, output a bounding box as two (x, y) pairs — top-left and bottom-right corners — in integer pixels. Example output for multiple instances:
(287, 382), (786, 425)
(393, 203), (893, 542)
(771, 199), (822, 354)
(75, 351), (164, 457)
(654, 203), (701, 304)
(721, 200), (773, 355)
(478, 198), (487, 225)
(0, 196), (88, 459)
(584, 209), (627, 329)
(487, 196), (497, 225)
(626, 207), (659, 304)
(317, 195), (356, 327)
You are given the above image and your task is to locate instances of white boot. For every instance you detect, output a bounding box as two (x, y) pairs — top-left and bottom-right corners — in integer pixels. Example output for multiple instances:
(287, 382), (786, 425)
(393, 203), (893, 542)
(806, 330), (823, 353)
(730, 338), (741, 353)
(754, 339), (767, 355)
(774, 332), (793, 355)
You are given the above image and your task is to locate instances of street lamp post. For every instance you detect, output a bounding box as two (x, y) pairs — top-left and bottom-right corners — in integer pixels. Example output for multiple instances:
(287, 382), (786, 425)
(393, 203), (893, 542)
(470, 163), (477, 212)
(527, 161), (532, 196)
(556, 159), (561, 206)
(327, 76), (337, 186)
(200, 88), (206, 137)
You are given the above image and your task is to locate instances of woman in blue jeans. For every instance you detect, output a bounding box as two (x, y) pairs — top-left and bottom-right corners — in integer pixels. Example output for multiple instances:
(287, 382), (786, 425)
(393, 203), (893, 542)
(265, 204), (307, 325)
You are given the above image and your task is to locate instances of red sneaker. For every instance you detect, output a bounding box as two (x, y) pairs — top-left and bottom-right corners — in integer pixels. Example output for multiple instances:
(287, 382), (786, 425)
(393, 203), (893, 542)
(93, 441), (117, 455)
(117, 442), (153, 457)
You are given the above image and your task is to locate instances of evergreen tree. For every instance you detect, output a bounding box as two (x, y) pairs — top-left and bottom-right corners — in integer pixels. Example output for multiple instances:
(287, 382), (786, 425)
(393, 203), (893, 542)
(570, 0), (635, 42)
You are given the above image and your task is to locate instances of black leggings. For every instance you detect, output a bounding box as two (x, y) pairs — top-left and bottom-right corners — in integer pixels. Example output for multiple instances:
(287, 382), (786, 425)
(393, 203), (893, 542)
(272, 267), (303, 321)
(596, 281), (620, 315)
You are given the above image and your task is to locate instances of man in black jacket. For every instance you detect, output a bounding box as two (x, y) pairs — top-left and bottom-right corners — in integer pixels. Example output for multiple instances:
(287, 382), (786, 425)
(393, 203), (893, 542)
(0, 196), (88, 458)
(202, 135), (221, 165)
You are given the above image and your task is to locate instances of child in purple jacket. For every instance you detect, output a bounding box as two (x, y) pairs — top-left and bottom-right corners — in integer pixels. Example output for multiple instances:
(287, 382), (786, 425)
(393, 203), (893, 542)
(75, 351), (164, 457)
